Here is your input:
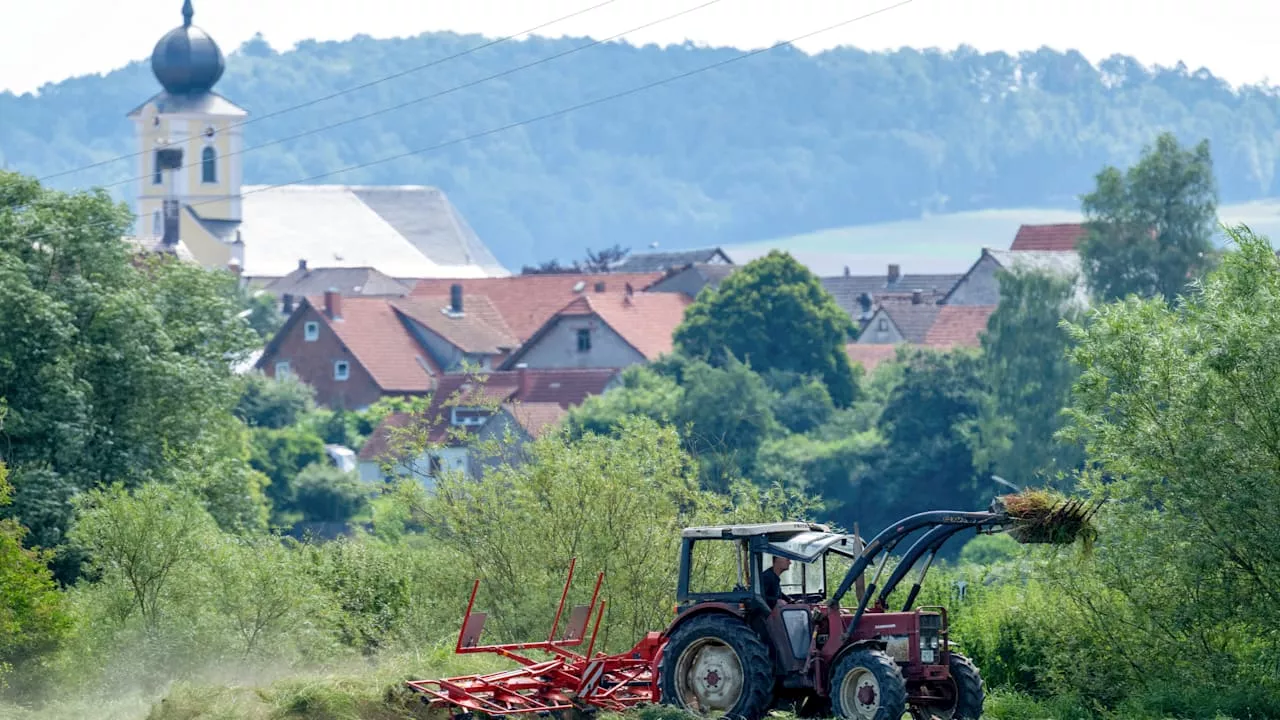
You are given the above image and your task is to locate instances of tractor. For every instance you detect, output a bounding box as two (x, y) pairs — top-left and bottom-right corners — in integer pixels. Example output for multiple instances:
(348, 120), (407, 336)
(656, 514), (991, 720)
(407, 500), (1096, 720)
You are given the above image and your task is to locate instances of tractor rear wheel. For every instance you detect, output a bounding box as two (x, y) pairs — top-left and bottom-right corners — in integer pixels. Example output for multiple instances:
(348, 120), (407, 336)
(830, 649), (907, 720)
(946, 653), (984, 719)
(658, 614), (773, 720)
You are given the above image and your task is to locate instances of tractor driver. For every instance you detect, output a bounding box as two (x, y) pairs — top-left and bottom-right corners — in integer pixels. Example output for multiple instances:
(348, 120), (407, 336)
(760, 555), (794, 609)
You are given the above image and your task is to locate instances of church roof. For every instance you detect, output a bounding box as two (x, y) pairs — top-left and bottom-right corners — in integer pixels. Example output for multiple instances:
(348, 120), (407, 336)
(127, 91), (248, 118)
(150, 0), (224, 95)
(235, 185), (510, 279)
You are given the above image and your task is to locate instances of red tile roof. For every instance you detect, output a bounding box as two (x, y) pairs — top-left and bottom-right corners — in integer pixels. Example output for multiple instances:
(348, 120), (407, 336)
(845, 344), (902, 373)
(358, 368), (617, 460)
(924, 306), (996, 348)
(548, 292), (691, 360)
(306, 296), (439, 392)
(1010, 223), (1086, 252)
(410, 274), (664, 342)
(392, 295), (519, 354)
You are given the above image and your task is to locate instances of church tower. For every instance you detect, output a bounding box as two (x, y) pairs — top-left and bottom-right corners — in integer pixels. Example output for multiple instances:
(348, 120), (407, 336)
(127, 0), (247, 269)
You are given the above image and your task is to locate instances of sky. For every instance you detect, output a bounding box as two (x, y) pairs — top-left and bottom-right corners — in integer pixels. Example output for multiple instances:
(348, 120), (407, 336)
(2, 0), (1279, 96)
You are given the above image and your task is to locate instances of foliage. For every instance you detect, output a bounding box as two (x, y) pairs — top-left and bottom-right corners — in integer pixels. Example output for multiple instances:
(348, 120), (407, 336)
(0, 171), (261, 579)
(10, 37), (1280, 268)
(235, 371), (317, 429)
(291, 463), (371, 526)
(1079, 132), (1219, 303)
(674, 251), (859, 407)
(965, 266), (1087, 486)
(1056, 224), (1280, 712)
(0, 460), (72, 690)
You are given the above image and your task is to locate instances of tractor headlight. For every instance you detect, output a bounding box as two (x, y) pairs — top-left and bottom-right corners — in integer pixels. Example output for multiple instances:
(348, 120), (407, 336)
(919, 634), (939, 664)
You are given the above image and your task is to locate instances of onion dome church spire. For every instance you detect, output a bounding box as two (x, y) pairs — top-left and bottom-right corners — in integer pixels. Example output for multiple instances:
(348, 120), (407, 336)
(150, 0), (226, 95)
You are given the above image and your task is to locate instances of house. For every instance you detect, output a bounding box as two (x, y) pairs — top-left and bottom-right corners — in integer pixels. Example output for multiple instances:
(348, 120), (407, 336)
(411, 273), (665, 344)
(1010, 223), (1086, 252)
(845, 344), (902, 374)
(644, 263), (738, 298)
(260, 261), (412, 313)
(612, 247), (734, 273)
(255, 288), (517, 408)
(498, 289), (691, 370)
(821, 265), (962, 321)
(942, 249), (1088, 307)
(356, 367), (620, 484)
(923, 306), (998, 348)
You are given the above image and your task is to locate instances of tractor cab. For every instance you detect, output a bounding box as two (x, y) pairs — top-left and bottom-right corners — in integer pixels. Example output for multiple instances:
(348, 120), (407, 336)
(674, 522), (862, 613)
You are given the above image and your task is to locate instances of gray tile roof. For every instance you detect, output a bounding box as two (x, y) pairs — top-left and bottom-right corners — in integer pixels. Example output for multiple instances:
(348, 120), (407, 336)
(822, 273), (962, 317)
(613, 248), (733, 273)
(127, 91), (248, 117)
(235, 184), (511, 279)
(186, 207), (241, 243)
(262, 266), (412, 298)
(880, 302), (944, 343)
(986, 249), (1090, 307)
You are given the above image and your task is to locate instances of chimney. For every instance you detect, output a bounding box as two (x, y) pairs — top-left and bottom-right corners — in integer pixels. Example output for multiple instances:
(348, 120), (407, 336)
(911, 289), (923, 305)
(450, 283), (463, 314)
(888, 264), (901, 284)
(844, 266), (851, 277)
(298, 258), (308, 272)
(324, 289), (342, 320)
(282, 293), (295, 314)
(624, 282), (634, 296)
(594, 281), (607, 293)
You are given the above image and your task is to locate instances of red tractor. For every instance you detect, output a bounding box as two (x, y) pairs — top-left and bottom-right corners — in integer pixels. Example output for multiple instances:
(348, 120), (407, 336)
(657, 513), (992, 720)
(408, 504), (1089, 720)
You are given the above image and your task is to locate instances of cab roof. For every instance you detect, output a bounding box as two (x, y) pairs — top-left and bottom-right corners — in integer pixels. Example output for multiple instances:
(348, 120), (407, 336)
(680, 522), (832, 539)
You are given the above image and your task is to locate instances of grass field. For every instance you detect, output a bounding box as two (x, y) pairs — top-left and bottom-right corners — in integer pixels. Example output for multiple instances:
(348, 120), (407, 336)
(725, 200), (1280, 276)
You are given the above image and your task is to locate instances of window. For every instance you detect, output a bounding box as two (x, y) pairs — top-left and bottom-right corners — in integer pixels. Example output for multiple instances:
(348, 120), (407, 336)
(152, 211), (162, 236)
(576, 328), (592, 352)
(152, 151), (162, 184)
(304, 321), (319, 342)
(274, 361), (290, 377)
(877, 318), (889, 331)
(201, 147), (217, 183)
(451, 407), (490, 426)
(334, 360), (350, 381)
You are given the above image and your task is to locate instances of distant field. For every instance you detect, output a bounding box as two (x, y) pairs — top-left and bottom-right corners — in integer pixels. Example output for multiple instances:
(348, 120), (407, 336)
(726, 201), (1280, 276)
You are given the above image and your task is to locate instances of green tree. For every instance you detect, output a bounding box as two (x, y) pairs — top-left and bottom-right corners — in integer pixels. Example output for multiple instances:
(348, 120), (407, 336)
(965, 266), (1087, 486)
(235, 372), (317, 429)
(1079, 132), (1219, 303)
(0, 458), (71, 691)
(673, 251), (859, 406)
(1056, 225), (1280, 709)
(0, 171), (260, 576)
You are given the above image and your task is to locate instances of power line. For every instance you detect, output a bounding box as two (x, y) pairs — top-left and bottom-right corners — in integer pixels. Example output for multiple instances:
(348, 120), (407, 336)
(34, 0), (625, 183)
(97, 0), (731, 193)
(15, 0), (915, 246)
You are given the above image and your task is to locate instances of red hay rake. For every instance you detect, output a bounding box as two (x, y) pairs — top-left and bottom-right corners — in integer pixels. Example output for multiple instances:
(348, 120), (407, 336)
(407, 559), (664, 717)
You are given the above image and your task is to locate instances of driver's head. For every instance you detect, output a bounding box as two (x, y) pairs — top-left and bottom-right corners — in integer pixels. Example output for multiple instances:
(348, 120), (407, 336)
(772, 556), (791, 573)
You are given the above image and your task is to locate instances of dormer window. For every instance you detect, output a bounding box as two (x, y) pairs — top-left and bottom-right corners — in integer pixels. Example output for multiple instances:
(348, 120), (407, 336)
(451, 407), (490, 427)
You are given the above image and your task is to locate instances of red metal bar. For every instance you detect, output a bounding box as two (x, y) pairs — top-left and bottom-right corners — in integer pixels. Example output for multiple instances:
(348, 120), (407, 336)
(455, 578), (482, 654)
(547, 557), (577, 644)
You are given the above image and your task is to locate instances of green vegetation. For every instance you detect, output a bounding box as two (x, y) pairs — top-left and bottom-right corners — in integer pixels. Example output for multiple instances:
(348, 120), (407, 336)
(4, 128), (1280, 720)
(7, 35), (1280, 268)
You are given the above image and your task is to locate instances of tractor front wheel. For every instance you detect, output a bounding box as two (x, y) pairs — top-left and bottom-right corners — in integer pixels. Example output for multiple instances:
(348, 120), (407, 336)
(830, 649), (907, 720)
(946, 653), (984, 719)
(658, 614), (773, 720)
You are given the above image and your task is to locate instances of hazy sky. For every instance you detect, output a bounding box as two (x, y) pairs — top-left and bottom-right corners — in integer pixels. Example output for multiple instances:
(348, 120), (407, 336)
(3, 0), (1278, 95)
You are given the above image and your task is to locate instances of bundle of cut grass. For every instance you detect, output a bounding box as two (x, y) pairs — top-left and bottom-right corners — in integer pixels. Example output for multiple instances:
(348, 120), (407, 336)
(992, 489), (1102, 549)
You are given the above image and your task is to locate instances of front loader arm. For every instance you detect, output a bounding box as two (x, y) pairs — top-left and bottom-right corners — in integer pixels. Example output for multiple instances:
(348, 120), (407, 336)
(827, 510), (1005, 643)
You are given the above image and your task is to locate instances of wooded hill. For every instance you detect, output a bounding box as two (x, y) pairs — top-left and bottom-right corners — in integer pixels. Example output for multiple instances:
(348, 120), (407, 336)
(4, 31), (1279, 268)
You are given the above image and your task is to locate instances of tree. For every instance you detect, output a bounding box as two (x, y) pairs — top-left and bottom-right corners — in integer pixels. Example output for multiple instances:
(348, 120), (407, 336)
(0, 171), (261, 577)
(965, 266), (1087, 486)
(235, 372), (317, 429)
(0, 458), (71, 691)
(1079, 132), (1219, 303)
(673, 251), (859, 406)
(1060, 226), (1280, 697)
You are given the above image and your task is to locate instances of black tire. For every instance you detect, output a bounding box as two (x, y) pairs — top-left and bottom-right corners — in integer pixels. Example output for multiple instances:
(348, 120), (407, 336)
(658, 614), (774, 720)
(947, 653), (984, 720)
(829, 649), (907, 720)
